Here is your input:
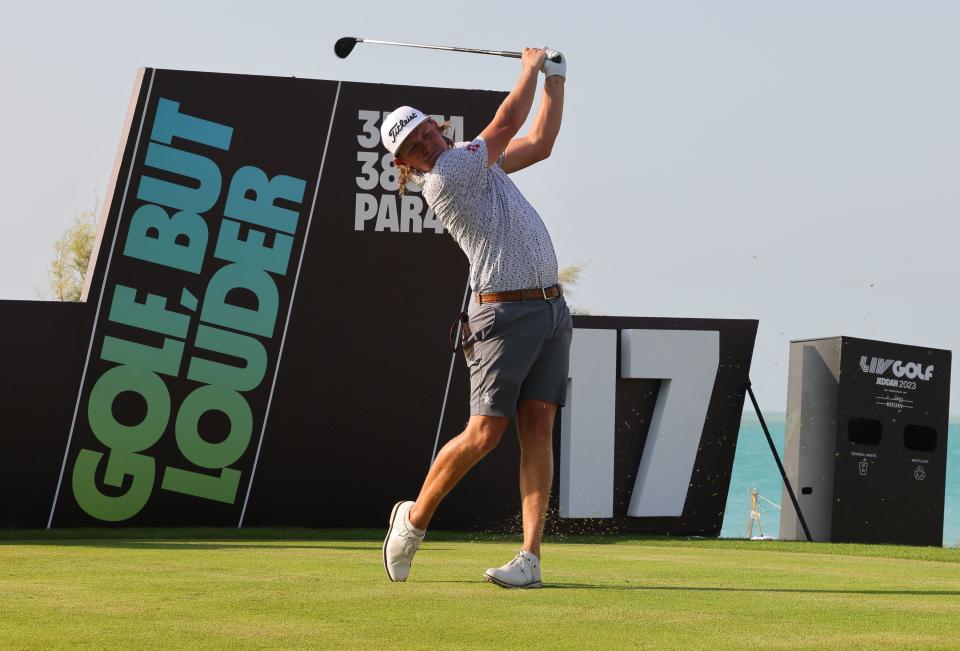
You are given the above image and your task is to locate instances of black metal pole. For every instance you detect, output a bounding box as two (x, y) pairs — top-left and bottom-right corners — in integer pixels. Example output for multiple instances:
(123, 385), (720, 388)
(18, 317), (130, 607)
(746, 379), (813, 542)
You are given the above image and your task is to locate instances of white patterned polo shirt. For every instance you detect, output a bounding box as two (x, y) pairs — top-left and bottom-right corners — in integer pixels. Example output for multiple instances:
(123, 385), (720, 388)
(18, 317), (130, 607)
(414, 137), (559, 293)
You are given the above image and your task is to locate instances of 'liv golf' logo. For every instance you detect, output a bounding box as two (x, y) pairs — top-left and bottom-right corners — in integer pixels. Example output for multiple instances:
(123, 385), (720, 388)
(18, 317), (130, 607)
(70, 97), (308, 522)
(859, 356), (934, 381)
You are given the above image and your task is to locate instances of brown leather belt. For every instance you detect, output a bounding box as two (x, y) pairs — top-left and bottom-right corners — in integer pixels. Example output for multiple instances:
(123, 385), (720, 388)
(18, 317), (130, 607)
(474, 284), (562, 304)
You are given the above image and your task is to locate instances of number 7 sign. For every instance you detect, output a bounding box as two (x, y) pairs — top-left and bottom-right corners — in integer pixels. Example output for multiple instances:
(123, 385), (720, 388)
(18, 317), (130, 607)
(560, 329), (720, 518)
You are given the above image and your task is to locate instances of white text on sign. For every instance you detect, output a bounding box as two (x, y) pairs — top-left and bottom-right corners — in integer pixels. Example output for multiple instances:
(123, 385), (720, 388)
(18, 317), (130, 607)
(354, 110), (464, 233)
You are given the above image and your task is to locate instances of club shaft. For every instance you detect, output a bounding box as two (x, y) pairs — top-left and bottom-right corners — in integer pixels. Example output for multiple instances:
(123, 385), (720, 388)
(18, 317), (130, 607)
(359, 39), (521, 59)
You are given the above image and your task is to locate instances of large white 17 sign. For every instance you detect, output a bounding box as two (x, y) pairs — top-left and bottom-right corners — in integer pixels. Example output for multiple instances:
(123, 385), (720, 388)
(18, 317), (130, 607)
(560, 329), (720, 518)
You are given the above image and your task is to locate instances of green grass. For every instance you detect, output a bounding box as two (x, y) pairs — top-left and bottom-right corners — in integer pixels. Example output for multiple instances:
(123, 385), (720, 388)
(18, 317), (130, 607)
(2, 529), (960, 649)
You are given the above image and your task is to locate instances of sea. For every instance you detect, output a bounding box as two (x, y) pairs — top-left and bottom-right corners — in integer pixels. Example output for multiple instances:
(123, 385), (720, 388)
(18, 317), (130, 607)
(719, 415), (959, 547)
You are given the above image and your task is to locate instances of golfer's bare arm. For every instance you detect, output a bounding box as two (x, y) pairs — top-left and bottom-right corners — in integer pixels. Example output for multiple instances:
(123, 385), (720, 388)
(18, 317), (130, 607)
(479, 48), (545, 167)
(500, 75), (564, 173)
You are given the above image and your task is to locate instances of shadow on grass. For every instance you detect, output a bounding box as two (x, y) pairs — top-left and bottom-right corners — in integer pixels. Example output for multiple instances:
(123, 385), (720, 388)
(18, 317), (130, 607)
(0, 528), (386, 543)
(2, 529), (957, 564)
(546, 583), (960, 596)
(0, 528), (659, 545)
(3, 540), (456, 552)
(70, 542), (377, 551)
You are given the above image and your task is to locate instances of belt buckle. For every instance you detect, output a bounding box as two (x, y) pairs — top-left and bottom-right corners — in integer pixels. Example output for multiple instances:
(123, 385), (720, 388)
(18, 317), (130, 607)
(541, 286), (548, 300)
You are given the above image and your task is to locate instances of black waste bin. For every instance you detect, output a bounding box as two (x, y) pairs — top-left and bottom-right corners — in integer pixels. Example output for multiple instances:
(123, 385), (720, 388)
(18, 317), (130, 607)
(780, 336), (951, 546)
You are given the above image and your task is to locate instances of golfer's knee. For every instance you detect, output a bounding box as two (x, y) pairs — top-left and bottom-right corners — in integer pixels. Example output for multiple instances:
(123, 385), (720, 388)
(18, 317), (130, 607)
(465, 416), (507, 455)
(518, 426), (553, 453)
(517, 402), (556, 447)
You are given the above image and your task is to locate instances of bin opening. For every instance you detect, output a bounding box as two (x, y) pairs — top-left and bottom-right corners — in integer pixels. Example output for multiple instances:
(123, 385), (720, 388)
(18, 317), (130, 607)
(801, 487), (813, 495)
(848, 417), (882, 446)
(904, 425), (937, 452)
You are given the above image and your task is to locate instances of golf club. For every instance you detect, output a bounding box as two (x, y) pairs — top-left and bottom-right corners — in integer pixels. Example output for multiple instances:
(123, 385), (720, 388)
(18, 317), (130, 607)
(335, 37), (562, 63)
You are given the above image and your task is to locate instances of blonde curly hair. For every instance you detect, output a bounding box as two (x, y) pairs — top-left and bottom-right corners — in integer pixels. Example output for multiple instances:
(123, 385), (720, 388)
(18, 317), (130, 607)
(395, 120), (455, 195)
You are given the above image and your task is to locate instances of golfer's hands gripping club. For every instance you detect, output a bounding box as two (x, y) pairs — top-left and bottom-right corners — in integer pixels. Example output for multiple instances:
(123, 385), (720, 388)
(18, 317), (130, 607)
(521, 47), (547, 74)
(541, 48), (565, 80)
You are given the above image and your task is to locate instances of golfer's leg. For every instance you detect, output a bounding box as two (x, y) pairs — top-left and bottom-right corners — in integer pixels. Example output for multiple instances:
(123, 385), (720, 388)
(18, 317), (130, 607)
(516, 399), (557, 559)
(408, 414), (509, 531)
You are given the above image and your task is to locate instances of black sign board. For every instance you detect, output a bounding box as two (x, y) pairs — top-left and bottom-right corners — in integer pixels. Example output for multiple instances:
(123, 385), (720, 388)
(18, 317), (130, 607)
(48, 69), (503, 527)
(0, 69), (759, 536)
(833, 337), (950, 545)
(781, 336), (951, 546)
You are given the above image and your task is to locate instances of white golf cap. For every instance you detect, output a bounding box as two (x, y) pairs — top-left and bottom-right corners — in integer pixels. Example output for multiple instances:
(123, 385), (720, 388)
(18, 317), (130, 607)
(380, 106), (430, 155)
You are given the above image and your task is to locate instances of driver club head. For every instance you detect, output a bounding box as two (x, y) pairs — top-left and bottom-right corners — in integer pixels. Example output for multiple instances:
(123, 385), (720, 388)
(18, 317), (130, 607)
(334, 37), (359, 59)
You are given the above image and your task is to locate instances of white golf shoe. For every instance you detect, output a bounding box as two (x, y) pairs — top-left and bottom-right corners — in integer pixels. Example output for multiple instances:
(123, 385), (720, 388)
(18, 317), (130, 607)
(483, 550), (542, 589)
(382, 501), (425, 582)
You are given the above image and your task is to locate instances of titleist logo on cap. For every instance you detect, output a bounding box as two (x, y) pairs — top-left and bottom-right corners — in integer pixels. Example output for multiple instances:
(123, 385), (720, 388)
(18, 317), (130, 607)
(389, 113), (418, 143)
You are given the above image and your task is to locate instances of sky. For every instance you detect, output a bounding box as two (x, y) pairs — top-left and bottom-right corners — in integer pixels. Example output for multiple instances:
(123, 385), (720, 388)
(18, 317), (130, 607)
(1, 0), (958, 413)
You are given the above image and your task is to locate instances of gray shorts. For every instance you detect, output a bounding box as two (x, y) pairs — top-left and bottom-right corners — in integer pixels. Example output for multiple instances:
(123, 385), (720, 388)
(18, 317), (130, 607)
(462, 295), (573, 417)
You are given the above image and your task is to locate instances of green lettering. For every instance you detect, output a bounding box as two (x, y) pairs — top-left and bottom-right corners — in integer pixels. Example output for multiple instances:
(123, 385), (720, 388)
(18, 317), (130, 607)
(215, 219), (294, 275)
(124, 203), (208, 273)
(137, 142), (222, 213)
(200, 263), (279, 337)
(151, 98), (232, 150)
(175, 384), (252, 469)
(161, 466), (241, 504)
(72, 448), (154, 521)
(87, 364), (170, 452)
(224, 166), (305, 235)
(101, 336), (184, 377)
(108, 285), (190, 338)
(187, 325), (267, 391)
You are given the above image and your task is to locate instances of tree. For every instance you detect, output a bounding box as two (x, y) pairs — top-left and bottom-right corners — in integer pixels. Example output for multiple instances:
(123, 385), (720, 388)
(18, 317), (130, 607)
(558, 260), (592, 315)
(47, 203), (98, 302)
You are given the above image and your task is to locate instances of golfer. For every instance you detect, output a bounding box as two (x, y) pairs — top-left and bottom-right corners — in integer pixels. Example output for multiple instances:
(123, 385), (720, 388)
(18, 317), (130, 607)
(381, 47), (569, 589)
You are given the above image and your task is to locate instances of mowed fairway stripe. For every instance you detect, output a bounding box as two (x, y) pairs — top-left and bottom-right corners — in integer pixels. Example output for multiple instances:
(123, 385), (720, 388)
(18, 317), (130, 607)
(1, 534), (959, 649)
